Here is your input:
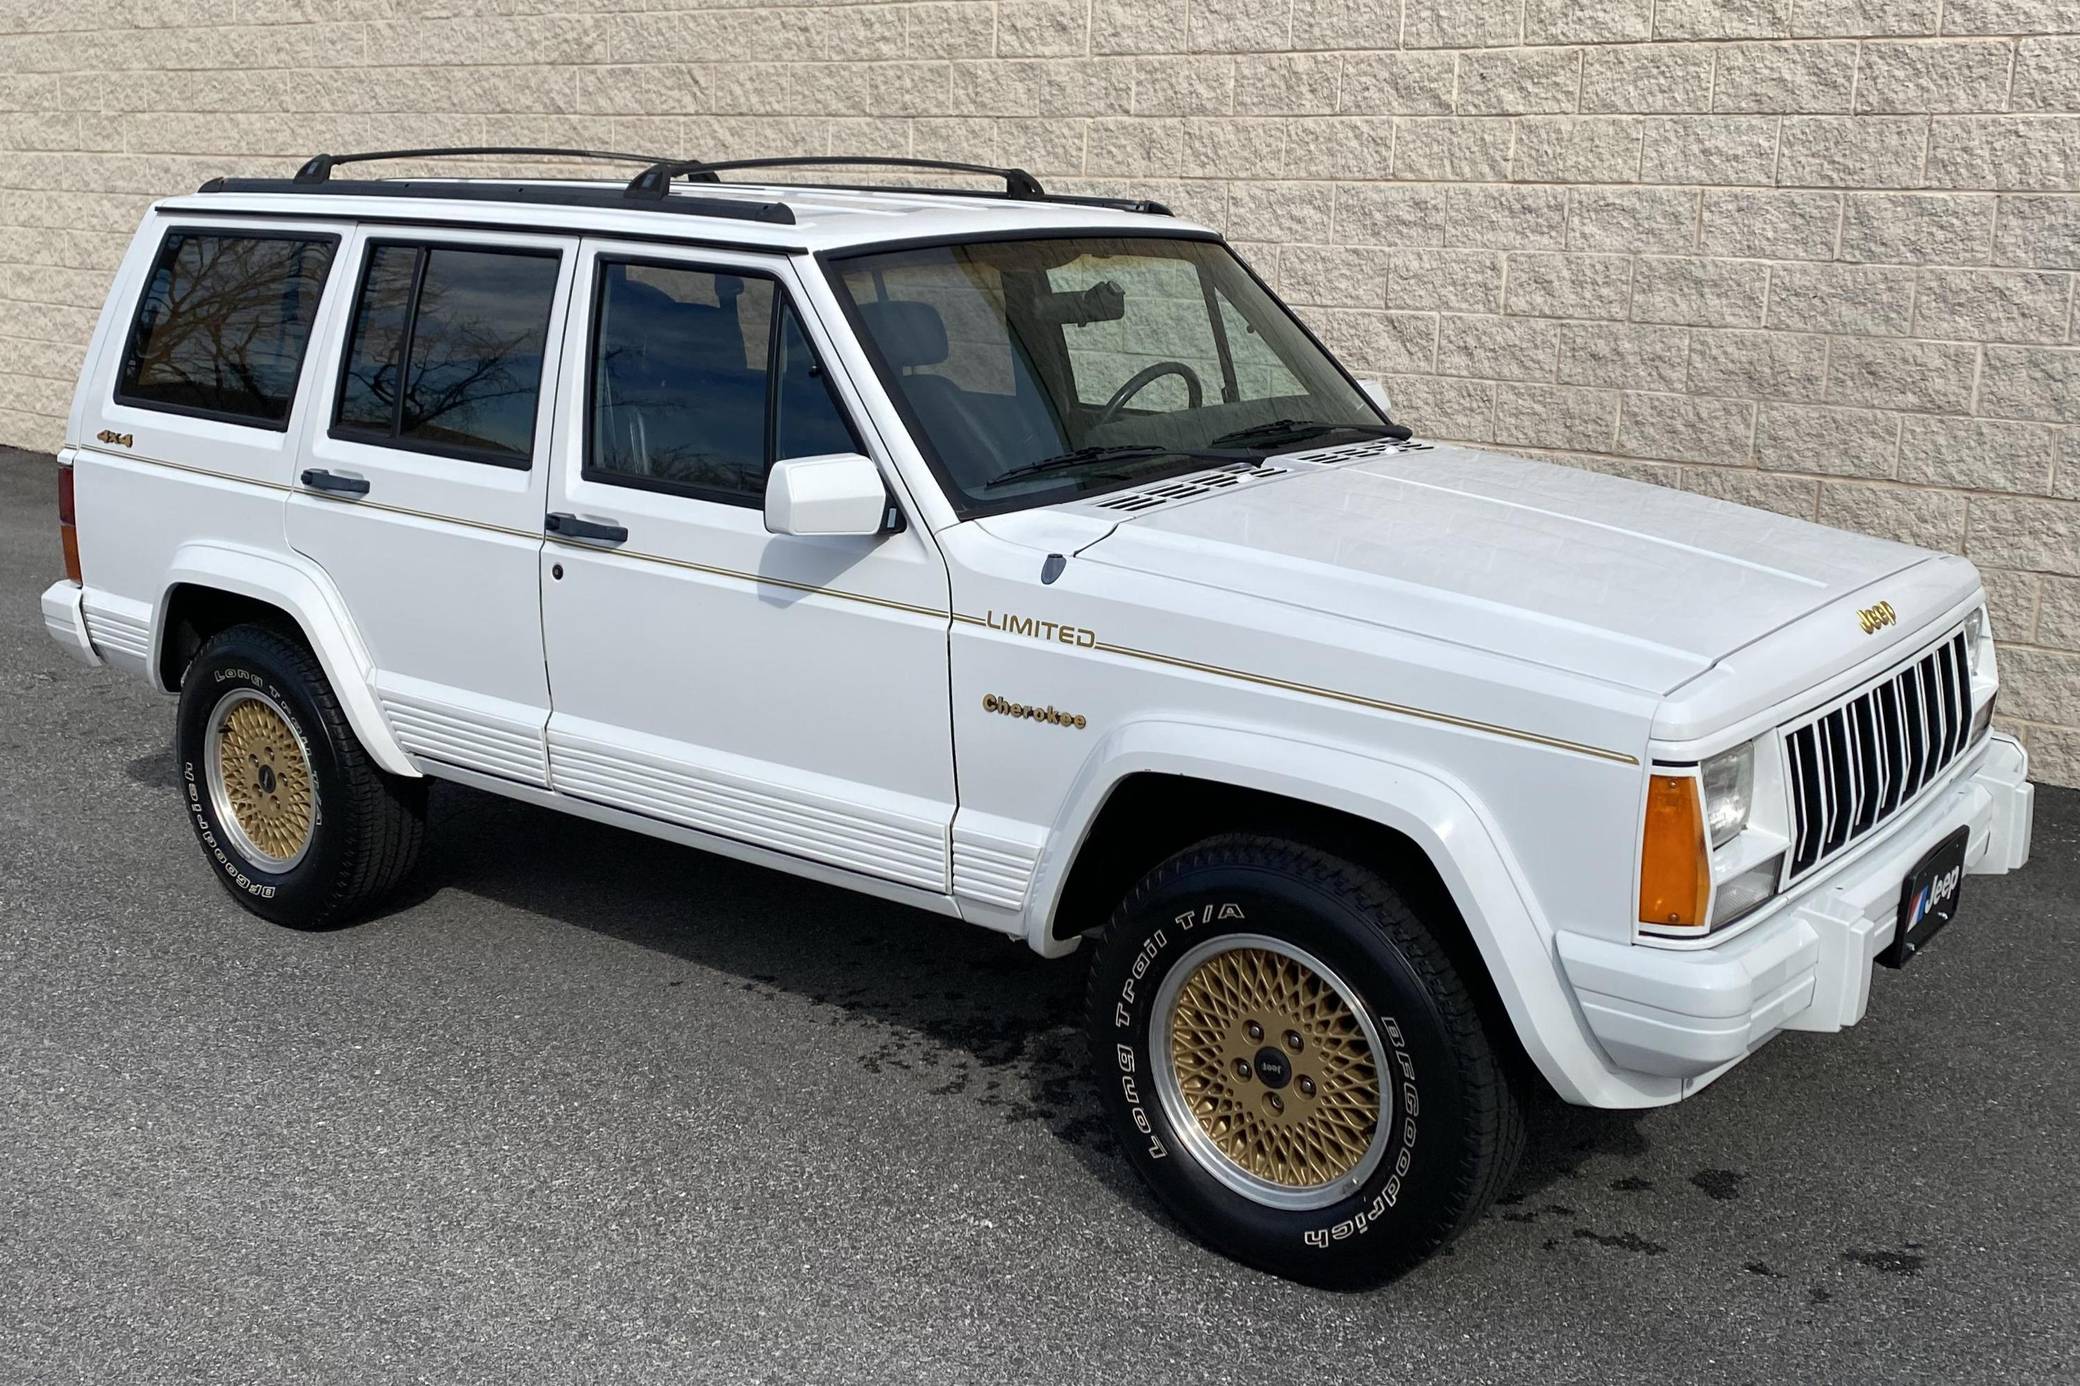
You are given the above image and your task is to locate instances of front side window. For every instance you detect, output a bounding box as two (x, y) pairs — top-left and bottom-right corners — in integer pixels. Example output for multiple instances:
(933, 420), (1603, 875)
(334, 243), (560, 466)
(117, 230), (336, 427)
(587, 259), (859, 505)
(832, 236), (1386, 516)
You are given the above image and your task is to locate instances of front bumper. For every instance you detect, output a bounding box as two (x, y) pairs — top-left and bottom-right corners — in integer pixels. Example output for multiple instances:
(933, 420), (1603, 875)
(1558, 732), (2033, 1084)
(40, 580), (101, 667)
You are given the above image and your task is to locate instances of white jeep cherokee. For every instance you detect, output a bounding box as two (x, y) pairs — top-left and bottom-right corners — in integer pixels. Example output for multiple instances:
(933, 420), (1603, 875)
(40, 151), (2036, 1287)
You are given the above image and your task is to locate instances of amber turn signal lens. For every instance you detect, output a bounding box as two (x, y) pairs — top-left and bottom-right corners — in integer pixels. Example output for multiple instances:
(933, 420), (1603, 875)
(1639, 773), (1710, 929)
(57, 464), (81, 583)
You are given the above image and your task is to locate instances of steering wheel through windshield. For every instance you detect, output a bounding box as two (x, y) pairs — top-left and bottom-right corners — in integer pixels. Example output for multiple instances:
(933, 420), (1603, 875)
(1095, 361), (1204, 427)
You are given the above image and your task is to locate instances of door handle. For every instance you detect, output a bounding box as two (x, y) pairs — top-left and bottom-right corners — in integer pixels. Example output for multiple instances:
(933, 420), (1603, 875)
(545, 511), (628, 546)
(300, 468), (370, 497)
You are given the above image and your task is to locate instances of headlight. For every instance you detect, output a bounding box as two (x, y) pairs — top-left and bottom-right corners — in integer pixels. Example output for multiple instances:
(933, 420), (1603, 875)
(1965, 605), (1991, 678)
(1700, 743), (1754, 849)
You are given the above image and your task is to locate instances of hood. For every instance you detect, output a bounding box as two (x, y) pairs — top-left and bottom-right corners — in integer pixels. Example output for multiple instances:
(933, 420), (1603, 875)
(1070, 444), (1935, 695)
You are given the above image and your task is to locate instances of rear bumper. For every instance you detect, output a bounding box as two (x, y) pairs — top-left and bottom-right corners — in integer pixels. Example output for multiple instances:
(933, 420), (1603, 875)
(1559, 732), (2033, 1084)
(40, 580), (101, 667)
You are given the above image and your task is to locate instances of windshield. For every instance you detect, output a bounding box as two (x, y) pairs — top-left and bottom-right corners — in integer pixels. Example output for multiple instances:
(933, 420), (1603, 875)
(831, 236), (1387, 515)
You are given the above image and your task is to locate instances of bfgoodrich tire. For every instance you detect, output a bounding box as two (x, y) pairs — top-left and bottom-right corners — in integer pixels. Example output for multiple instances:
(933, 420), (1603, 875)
(1086, 834), (1524, 1288)
(175, 624), (425, 929)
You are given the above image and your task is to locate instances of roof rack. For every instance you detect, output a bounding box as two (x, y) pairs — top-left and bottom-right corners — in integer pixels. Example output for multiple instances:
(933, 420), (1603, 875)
(191, 146), (1173, 226)
(625, 155), (1173, 217)
(196, 145), (798, 226)
(291, 146), (670, 184)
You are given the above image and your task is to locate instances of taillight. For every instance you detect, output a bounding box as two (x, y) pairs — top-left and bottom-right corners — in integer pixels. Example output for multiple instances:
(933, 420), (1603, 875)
(58, 463), (81, 583)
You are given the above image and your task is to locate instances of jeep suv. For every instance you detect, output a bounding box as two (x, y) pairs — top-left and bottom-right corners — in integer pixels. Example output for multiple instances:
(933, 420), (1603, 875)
(40, 150), (2036, 1287)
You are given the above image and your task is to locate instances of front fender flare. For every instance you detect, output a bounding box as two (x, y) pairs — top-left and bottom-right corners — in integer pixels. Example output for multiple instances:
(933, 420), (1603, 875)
(157, 541), (418, 778)
(1028, 719), (1677, 1108)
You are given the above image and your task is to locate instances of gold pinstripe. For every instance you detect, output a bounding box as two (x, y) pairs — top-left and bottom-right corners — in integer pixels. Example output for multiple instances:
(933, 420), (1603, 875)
(1086, 637), (1639, 765)
(952, 611), (1637, 765)
(90, 447), (1638, 766)
(560, 538), (948, 619)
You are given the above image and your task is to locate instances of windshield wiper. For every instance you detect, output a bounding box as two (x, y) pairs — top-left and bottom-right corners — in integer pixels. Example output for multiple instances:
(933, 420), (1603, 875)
(981, 445), (1248, 490)
(1210, 418), (1411, 448)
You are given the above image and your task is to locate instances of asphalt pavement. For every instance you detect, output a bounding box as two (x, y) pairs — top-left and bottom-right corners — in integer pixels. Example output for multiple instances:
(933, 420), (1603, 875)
(2, 449), (2075, 1384)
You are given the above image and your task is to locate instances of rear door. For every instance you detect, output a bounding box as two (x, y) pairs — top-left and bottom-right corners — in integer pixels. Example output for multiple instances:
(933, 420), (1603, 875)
(535, 239), (956, 895)
(288, 226), (577, 785)
(71, 215), (345, 673)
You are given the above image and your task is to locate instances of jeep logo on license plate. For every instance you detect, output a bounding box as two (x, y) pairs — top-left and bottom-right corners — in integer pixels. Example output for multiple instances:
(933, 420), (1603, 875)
(1882, 827), (1968, 968)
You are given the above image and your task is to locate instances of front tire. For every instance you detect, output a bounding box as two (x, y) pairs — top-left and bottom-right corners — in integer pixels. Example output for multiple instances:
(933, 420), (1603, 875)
(1086, 834), (1523, 1287)
(175, 624), (425, 928)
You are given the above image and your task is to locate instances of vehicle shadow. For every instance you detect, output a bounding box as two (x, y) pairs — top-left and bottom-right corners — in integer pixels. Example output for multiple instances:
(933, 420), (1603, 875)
(404, 781), (1650, 1252)
(409, 781), (1154, 1207)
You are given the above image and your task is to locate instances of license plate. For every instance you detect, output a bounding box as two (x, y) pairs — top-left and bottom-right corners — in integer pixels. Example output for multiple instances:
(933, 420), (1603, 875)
(1880, 827), (1968, 969)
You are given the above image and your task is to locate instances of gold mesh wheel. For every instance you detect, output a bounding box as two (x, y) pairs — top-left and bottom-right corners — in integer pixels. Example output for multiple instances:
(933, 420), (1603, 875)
(1155, 935), (1387, 1210)
(204, 689), (316, 870)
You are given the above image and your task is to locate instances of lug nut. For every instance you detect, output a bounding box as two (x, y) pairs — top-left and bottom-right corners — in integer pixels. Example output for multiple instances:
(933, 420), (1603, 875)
(1297, 1075), (1316, 1097)
(1284, 1030), (1304, 1052)
(1233, 1059), (1252, 1080)
(1266, 1092), (1285, 1114)
(1246, 1020), (1264, 1041)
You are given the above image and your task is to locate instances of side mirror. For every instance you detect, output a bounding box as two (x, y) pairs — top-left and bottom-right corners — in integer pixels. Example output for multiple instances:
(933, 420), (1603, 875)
(1359, 378), (1393, 416)
(764, 453), (894, 537)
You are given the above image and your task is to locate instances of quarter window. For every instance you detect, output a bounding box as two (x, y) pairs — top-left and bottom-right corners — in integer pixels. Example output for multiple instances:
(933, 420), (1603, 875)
(588, 259), (859, 505)
(334, 243), (561, 466)
(116, 230), (336, 428)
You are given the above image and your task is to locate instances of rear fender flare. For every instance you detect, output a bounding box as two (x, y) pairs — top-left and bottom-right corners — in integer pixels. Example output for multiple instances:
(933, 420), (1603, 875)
(157, 541), (417, 777)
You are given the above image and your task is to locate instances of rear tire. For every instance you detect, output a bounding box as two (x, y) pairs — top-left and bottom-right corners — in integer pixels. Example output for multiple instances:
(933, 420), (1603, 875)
(1085, 833), (1523, 1288)
(175, 624), (425, 928)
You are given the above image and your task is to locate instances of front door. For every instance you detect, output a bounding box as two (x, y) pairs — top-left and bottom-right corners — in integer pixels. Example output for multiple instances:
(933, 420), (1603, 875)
(288, 226), (576, 785)
(537, 240), (955, 895)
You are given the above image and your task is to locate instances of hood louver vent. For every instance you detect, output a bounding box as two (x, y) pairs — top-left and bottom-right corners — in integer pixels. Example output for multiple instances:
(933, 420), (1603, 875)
(1301, 439), (1434, 466)
(1093, 462), (1289, 513)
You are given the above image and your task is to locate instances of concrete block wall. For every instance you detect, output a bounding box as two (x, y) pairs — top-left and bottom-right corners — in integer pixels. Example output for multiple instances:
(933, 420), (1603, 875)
(0, 0), (2075, 780)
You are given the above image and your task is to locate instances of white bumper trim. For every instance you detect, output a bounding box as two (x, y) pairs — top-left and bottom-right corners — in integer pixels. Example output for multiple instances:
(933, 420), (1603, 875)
(1558, 733), (2032, 1081)
(40, 580), (101, 667)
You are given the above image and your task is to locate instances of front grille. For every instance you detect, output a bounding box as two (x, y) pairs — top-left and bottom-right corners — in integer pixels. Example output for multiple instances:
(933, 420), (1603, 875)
(1783, 628), (1973, 881)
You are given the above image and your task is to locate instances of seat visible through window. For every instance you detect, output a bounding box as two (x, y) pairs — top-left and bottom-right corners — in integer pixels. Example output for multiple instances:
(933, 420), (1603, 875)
(588, 260), (860, 505)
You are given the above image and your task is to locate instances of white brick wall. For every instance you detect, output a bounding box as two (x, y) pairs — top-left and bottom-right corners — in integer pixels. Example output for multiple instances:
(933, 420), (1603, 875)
(0, 0), (2075, 782)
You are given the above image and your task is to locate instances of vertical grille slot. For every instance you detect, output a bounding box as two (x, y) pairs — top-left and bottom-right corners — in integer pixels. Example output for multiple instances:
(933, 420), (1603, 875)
(1782, 626), (1975, 884)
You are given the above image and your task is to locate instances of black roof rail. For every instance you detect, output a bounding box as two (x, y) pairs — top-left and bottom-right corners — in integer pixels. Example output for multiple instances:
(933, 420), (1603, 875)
(292, 146), (673, 184)
(628, 155), (1050, 202)
(195, 176), (798, 226)
(628, 155), (1173, 216)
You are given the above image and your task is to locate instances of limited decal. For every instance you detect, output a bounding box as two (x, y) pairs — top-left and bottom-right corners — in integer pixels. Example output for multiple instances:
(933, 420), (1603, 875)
(984, 609), (1097, 649)
(1858, 600), (1898, 635)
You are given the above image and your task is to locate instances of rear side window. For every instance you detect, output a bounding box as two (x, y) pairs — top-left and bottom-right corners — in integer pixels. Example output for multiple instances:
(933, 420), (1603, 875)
(334, 243), (561, 467)
(588, 259), (859, 505)
(116, 230), (336, 428)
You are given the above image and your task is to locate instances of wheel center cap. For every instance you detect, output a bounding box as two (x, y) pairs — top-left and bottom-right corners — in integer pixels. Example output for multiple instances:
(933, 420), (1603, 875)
(257, 765), (277, 794)
(1252, 1045), (1292, 1089)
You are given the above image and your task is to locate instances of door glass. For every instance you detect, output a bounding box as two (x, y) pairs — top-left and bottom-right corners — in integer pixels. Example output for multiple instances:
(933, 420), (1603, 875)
(401, 248), (560, 462)
(117, 231), (336, 427)
(590, 262), (774, 500)
(774, 304), (860, 461)
(335, 245), (416, 435)
(587, 262), (858, 502)
(332, 243), (561, 466)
